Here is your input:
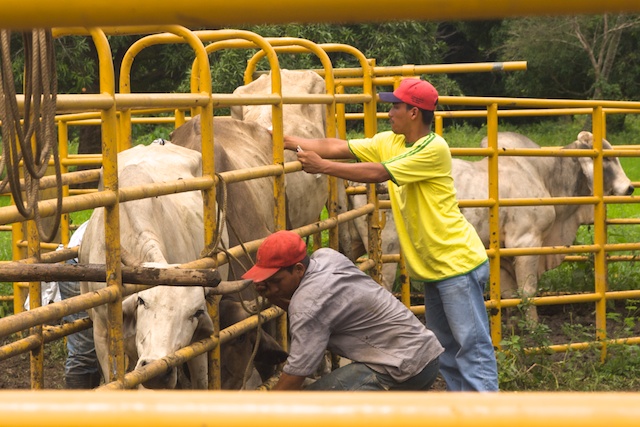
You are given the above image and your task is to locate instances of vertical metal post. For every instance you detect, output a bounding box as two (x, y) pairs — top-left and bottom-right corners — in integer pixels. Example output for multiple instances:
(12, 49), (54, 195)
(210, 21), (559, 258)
(486, 103), (502, 347)
(26, 220), (43, 389)
(592, 106), (608, 361)
(398, 248), (411, 308)
(58, 120), (71, 243)
(11, 220), (27, 315)
(325, 62), (339, 251)
(365, 58), (382, 285)
(434, 114), (443, 135)
(90, 28), (125, 383)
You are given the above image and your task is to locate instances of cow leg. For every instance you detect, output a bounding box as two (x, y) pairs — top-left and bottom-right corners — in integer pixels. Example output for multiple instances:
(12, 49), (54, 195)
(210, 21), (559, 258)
(498, 262), (521, 329)
(90, 314), (112, 383)
(513, 254), (541, 324)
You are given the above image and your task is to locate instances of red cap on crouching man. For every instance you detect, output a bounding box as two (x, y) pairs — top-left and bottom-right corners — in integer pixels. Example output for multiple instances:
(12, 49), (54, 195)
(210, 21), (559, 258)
(241, 230), (307, 282)
(378, 78), (439, 111)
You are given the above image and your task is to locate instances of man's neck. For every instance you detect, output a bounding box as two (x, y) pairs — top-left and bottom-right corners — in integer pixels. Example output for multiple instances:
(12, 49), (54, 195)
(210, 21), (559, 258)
(404, 127), (432, 145)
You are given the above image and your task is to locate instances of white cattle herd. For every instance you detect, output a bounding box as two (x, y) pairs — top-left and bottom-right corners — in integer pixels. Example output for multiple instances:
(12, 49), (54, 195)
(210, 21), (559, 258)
(78, 70), (634, 389)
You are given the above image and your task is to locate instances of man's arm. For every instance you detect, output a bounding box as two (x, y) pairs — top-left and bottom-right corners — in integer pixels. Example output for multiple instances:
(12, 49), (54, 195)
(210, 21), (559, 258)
(281, 133), (389, 183)
(297, 150), (390, 183)
(272, 372), (307, 390)
(283, 134), (354, 160)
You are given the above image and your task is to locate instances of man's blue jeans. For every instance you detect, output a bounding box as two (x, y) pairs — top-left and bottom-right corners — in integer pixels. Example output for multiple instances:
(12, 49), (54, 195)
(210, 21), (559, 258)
(423, 261), (499, 391)
(58, 275), (99, 377)
(305, 358), (440, 391)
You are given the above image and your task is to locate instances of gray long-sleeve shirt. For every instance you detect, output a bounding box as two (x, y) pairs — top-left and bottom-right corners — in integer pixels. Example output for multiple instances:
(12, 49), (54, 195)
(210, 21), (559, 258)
(284, 248), (443, 382)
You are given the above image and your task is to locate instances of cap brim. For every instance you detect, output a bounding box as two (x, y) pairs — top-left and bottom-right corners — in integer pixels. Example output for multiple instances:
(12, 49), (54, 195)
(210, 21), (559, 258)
(378, 92), (402, 103)
(241, 265), (280, 283)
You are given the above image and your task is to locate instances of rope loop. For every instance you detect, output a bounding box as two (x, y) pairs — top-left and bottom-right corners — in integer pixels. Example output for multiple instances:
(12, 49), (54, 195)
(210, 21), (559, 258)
(0, 29), (62, 243)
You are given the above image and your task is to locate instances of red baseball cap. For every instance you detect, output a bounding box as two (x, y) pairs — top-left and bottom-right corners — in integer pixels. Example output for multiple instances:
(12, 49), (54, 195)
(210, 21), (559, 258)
(378, 78), (439, 111)
(241, 230), (307, 282)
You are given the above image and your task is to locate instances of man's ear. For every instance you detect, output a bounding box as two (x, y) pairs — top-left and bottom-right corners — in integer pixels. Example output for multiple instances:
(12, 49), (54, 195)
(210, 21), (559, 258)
(294, 262), (306, 279)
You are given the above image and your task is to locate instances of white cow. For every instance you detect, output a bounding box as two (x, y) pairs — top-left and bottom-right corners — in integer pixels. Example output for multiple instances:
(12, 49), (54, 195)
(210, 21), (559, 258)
(343, 132), (634, 322)
(80, 142), (286, 389)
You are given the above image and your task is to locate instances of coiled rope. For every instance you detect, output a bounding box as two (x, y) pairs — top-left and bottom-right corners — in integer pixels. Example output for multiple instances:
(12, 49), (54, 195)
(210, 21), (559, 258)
(0, 29), (62, 243)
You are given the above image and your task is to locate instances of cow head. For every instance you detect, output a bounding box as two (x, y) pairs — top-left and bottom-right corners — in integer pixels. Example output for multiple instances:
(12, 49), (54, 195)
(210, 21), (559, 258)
(122, 286), (286, 390)
(123, 285), (211, 389)
(573, 131), (634, 197)
(230, 69), (327, 139)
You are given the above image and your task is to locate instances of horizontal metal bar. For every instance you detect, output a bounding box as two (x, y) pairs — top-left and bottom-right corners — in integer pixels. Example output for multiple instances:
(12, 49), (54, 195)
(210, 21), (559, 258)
(0, 263), (222, 286)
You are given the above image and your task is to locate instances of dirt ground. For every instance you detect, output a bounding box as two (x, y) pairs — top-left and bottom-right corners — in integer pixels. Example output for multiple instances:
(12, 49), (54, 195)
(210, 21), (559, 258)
(0, 301), (637, 390)
(0, 331), (66, 389)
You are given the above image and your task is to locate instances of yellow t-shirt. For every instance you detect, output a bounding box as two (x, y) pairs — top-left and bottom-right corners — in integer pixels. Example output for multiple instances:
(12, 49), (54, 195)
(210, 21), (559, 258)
(348, 131), (487, 281)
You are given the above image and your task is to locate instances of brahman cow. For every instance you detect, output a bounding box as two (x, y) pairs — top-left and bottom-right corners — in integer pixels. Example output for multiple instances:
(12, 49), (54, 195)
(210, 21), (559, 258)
(80, 142), (287, 389)
(462, 131), (634, 321)
(231, 69), (329, 236)
(343, 131), (634, 322)
(170, 70), (328, 278)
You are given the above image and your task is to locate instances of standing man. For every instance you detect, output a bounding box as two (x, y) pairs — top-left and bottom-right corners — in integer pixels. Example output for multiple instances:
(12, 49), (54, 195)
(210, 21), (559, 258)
(280, 78), (498, 391)
(58, 221), (101, 389)
(242, 230), (443, 391)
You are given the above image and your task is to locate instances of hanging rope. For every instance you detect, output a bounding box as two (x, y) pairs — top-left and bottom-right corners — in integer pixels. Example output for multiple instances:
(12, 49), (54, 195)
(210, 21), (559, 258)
(0, 29), (62, 243)
(200, 174), (271, 390)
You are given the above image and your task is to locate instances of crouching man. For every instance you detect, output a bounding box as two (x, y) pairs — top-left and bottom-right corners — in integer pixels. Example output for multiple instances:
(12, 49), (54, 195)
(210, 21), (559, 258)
(242, 230), (443, 391)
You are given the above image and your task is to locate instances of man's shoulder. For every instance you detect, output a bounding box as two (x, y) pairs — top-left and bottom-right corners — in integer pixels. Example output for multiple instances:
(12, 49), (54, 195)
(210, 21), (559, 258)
(349, 131), (403, 145)
(310, 247), (343, 261)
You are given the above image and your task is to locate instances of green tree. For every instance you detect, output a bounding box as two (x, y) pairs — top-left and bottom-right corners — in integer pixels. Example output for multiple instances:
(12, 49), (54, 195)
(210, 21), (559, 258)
(436, 20), (508, 97)
(497, 14), (640, 101)
(200, 22), (457, 129)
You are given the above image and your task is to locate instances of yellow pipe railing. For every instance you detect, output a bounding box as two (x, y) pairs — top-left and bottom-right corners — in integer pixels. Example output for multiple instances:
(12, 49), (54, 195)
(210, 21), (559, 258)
(1, 390), (640, 427)
(5, 0), (640, 28)
(1, 25), (639, 392)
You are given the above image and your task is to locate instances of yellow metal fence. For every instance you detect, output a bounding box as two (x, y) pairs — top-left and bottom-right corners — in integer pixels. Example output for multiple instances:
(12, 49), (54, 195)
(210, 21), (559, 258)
(0, 0), (639, 425)
(1, 26), (639, 387)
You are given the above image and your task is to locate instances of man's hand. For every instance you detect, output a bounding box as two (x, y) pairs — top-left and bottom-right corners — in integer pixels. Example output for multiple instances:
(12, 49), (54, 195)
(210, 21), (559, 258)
(296, 150), (326, 175)
(272, 372), (306, 390)
(254, 282), (291, 310)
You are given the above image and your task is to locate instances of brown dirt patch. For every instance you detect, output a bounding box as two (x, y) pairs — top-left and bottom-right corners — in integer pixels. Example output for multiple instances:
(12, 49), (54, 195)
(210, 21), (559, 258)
(0, 330), (66, 389)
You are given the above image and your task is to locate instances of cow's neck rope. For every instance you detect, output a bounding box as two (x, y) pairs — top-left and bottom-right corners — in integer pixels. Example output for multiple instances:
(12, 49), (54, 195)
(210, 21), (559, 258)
(209, 175), (277, 390)
(241, 296), (268, 390)
(201, 174), (252, 274)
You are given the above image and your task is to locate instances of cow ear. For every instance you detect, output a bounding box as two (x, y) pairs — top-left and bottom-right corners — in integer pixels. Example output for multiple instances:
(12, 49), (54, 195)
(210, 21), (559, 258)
(193, 310), (214, 341)
(578, 159), (594, 193)
(577, 131), (593, 146)
(122, 294), (138, 340)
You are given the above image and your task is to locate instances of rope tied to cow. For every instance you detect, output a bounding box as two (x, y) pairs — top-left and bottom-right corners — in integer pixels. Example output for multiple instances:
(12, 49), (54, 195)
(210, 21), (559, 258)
(201, 172), (255, 279)
(203, 174), (280, 390)
(0, 29), (62, 243)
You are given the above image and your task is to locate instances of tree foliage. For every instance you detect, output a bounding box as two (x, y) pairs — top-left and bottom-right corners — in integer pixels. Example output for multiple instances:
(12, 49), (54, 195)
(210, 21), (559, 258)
(197, 22), (451, 96)
(495, 14), (640, 101)
(4, 16), (640, 141)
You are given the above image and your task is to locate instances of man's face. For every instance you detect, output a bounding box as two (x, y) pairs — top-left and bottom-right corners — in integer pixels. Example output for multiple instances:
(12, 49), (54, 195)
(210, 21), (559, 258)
(253, 263), (304, 309)
(388, 102), (416, 135)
